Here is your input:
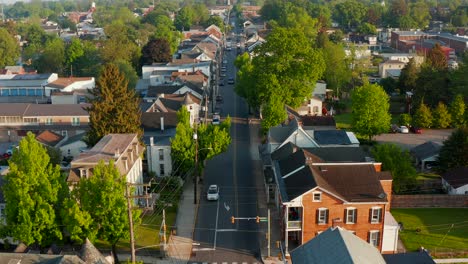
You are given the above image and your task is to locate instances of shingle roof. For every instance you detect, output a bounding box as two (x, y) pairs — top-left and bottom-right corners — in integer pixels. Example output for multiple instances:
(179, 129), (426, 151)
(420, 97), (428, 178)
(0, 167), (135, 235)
(146, 85), (184, 98)
(60, 133), (86, 147)
(0, 104), (90, 117)
(0, 253), (85, 264)
(283, 166), (317, 201)
(141, 112), (178, 131)
(278, 150), (307, 177)
(301, 116), (336, 127)
(71, 134), (137, 164)
(36, 130), (64, 147)
(313, 130), (352, 145)
(271, 142), (297, 161)
(291, 227), (386, 264)
(442, 167), (468, 188)
(410, 141), (442, 160)
(383, 252), (436, 264)
(46, 77), (93, 89)
(80, 238), (110, 264)
(157, 93), (201, 112)
(303, 147), (371, 162)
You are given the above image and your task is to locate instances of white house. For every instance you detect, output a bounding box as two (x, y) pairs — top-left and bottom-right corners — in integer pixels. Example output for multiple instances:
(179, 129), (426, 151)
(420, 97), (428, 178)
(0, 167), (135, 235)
(145, 132), (175, 177)
(441, 167), (468, 195)
(142, 61), (212, 86)
(295, 97), (323, 116)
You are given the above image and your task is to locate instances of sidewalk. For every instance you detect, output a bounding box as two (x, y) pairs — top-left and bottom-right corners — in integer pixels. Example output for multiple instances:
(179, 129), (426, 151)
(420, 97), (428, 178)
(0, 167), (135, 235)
(249, 121), (288, 264)
(164, 176), (199, 264)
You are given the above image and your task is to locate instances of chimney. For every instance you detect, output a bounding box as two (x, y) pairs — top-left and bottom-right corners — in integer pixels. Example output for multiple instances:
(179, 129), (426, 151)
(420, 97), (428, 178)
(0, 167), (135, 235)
(150, 136), (154, 146)
(114, 148), (120, 158)
(160, 117), (165, 132)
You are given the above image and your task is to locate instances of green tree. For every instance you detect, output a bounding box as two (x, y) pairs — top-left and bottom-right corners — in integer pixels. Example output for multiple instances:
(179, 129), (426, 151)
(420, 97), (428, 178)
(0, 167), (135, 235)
(192, 3), (209, 25)
(410, 0), (431, 29)
(203, 15), (225, 31)
(334, 0), (368, 29)
(414, 64), (450, 108)
(371, 143), (417, 194)
(61, 160), (140, 262)
(73, 40), (102, 77)
(357, 22), (377, 35)
(85, 64), (142, 146)
(449, 94), (466, 127)
(65, 38), (84, 69)
(398, 58), (419, 94)
(398, 113), (412, 126)
(428, 43), (448, 70)
(101, 21), (140, 64)
(174, 6), (193, 31)
(450, 52), (468, 99)
(170, 107), (231, 177)
(351, 83), (391, 141)
(235, 26), (325, 131)
(0, 28), (20, 68)
(437, 127), (468, 172)
(412, 102), (433, 128)
(2, 132), (62, 246)
(113, 60), (139, 90)
(34, 37), (65, 74)
(432, 102), (452, 128)
(380, 77), (398, 94)
(321, 40), (351, 96)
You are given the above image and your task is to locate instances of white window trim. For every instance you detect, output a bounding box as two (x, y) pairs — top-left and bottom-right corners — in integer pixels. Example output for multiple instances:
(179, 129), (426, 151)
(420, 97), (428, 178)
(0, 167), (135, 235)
(369, 230), (380, 247)
(371, 207), (382, 224)
(318, 208), (328, 225)
(72, 117), (80, 126)
(346, 207), (356, 224)
(45, 117), (53, 125)
(312, 191), (322, 202)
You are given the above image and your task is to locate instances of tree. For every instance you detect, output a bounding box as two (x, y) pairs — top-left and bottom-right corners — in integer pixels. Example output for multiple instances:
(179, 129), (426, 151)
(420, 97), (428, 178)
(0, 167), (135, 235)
(398, 58), (419, 94)
(113, 60), (139, 90)
(101, 21), (140, 64)
(428, 43), (448, 70)
(2, 132), (62, 246)
(85, 64), (142, 146)
(371, 143), (417, 194)
(398, 113), (412, 126)
(174, 6), (193, 31)
(34, 37), (65, 75)
(73, 40), (102, 77)
(234, 26), (325, 131)
(170, 107), (231, 177)
(449, 94), (466, 127)
(203, 15), (224, 31)
(412, 102), (433, 128)
(333, 0), (368, 29)
(0, 28), (20, 68)
(432, 102), (452, 128)
(61, 160), (140, 262)
(65, 38), (84, 71)
(450, 52), (468, 99)
(192, 3), (209, 25)
(410, 0), (431, 29)
(321, 41), (351, 96)
(437, 127), (468, 172)
(351, 83), (391, 141)
(379, 77), (397, 94)
(357, 22), (377, 35)
(414, 64), (450, 108)
(140, 38), (172, 65)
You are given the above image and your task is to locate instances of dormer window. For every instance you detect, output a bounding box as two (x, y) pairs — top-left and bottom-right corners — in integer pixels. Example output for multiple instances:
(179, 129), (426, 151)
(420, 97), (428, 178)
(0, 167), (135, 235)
(79, 168), (88, 178)
(313, 191), (321, 202)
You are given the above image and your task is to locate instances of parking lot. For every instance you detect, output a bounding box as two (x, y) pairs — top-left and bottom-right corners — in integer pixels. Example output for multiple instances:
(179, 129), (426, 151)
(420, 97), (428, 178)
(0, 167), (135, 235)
(374, 129), (454, 150)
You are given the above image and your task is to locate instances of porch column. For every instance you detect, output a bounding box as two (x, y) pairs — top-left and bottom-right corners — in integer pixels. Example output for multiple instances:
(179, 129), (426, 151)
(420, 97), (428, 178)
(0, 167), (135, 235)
(284, 205), (289, 254)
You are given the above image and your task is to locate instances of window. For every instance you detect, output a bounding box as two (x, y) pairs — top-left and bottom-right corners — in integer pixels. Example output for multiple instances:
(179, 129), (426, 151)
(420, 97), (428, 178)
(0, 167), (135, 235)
(160, 164), (165, 176)
(45, 117), (53, 125)
(312, 192), (321, 202)
(19, 89), (26, 96)
(369, 231), (380, 247)
(370, 207), (382, 224)
(158, 149), (164, 161)
(61, 130), (68, 137)
(1, 89), (8, 96)
(313, 106), (319, 113)
(72, 117), (80, 126)
(28, 89), (35, 96)
(80, 168), (88, 178)
(346, 208), (357, 224)
(316, 208), (328, 225)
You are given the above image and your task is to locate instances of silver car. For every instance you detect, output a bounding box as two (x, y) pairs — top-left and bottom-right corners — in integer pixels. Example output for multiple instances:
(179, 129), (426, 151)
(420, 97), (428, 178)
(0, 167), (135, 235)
(207, 185), (219, 201)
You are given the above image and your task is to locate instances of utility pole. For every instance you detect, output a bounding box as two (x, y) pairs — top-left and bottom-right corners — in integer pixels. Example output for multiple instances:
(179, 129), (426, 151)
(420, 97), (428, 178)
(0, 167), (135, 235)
(193, 129), (198, 204)
(204, 94), (208, 125)
(126, 184), (136, 263)
(268, 209), (271, 258)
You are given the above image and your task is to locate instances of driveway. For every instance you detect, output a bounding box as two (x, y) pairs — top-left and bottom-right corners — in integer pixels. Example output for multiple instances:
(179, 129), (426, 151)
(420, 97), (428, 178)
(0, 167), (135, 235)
(374, 129), (454, 150)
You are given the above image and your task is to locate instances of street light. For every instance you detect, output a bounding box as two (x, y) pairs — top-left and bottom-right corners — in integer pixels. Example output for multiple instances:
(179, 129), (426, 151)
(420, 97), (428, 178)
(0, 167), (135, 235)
(193, 131), (212, 204)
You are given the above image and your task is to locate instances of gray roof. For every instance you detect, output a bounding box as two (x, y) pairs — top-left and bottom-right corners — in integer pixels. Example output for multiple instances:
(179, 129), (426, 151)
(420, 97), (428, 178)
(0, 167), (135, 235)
(268, 119), (299, 145)
(313, 130), (352, 145)
(410, 141), (442, 160)
(304, 147), (371, 162)
(80, 238), (110, 264)
(290, 227), (386, 264)
(271, 142), (298, 161)
(441, 167), (468, 188)
(146, 85), (184, 98)
(60, 133), (86, 147)
(383, 252), (436, 264)
(143, 130), (176, 146)
(0, 103), (89, 117)
(141, 112), (178, 131)
(0, 253), (85, 264)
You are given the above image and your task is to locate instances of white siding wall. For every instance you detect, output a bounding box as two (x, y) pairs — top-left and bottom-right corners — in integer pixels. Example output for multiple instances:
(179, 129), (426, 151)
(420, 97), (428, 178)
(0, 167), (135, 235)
(126, 157), (143, 195)
(60, 140), (87, 159)
(147, 145), (173, 177)
(382, 212), (399, 253)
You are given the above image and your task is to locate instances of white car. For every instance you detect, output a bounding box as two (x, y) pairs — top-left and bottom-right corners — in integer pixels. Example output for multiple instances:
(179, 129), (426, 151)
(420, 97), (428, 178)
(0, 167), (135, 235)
(399, 126), (409, 133)
(207, 185), (219, 201)
(212, 114), (220, 125)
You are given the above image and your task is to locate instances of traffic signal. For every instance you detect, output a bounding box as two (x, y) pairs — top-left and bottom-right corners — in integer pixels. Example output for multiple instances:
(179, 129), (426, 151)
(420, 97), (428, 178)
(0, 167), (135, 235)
(256, 216), (260, 223)
(231, 216), (235, 224)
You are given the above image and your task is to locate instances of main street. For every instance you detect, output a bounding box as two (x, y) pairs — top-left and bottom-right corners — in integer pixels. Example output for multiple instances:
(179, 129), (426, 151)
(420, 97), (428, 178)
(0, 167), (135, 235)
(190, 15), (264, 264)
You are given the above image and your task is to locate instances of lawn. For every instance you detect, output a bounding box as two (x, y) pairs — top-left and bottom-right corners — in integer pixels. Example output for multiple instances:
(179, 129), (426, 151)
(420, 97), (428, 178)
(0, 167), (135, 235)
(333, 113), (399, 130)
(391, 208), (468, 255)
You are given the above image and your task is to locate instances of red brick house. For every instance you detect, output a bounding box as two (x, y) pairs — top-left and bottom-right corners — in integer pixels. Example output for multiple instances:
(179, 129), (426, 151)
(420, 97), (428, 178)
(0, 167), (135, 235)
(272, 148), (399, 256)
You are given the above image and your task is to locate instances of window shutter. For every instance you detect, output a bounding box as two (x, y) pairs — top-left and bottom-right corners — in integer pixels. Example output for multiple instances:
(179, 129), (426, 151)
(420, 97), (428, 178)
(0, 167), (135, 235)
(367, 231), (371, 243)
(369, 208), (372, 223)
(355, 209), (358, 223)
(325, 209), (329, 224)
(344, 209), (347, 224)
(316, 209), (319, 224)
(377, 231), (381, 246)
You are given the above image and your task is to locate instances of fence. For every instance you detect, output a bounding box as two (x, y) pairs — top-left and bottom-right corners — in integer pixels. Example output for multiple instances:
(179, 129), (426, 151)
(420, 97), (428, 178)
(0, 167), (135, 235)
(392, 194), (468, 208)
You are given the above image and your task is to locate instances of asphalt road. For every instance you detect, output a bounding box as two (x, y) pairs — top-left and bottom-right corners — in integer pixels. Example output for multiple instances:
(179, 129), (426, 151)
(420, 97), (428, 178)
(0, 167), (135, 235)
(190, 17), (263, 263)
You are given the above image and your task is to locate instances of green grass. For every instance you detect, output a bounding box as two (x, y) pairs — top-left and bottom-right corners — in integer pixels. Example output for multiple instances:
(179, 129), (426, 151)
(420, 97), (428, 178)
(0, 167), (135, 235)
(334, 113), (353, 129)
(416, 173), (441, 180)
(391, 208), (468, 253)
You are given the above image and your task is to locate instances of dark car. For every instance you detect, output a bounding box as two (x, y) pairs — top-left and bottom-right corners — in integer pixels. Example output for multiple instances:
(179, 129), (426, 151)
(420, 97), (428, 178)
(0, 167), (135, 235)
(227, 78), (235, 84)
(410, 126), (422, 134)
(216, 95), (223, 103)
(219, 79), (225, 86)
(390, 124), (399, 133)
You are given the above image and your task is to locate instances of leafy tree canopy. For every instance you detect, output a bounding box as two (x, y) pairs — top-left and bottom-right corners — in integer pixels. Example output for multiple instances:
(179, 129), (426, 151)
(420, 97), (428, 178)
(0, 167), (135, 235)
(437, 127), (468, 172)
(0, 28), (20, 69)
(449, 94), (466, 127)
(432, 102), (452, 128)
(412, 102), (433, 128)
(2, 132), (62, 246)
(351, 83), (391, 141)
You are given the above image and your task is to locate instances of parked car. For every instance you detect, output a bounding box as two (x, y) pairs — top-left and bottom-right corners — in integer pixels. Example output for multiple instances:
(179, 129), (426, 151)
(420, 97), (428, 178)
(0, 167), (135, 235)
(399, 126), (409, 133)
(212, 114), (220, 125)
(207, 185), (219, 201)
(390, 124), (399, 133)
(6, 144), (18, 156)
(410, 126), (422, 134)
(221, 67), (227, 72)
(220, 72), (226, 77)
(219, 79), (225, 86)
(227, 77), (235, 84)
(216, 95), (223, 103)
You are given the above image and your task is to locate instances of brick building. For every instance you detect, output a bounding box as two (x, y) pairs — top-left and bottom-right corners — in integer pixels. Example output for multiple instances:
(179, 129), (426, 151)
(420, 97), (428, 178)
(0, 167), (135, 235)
(271, 147), (399, 255)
